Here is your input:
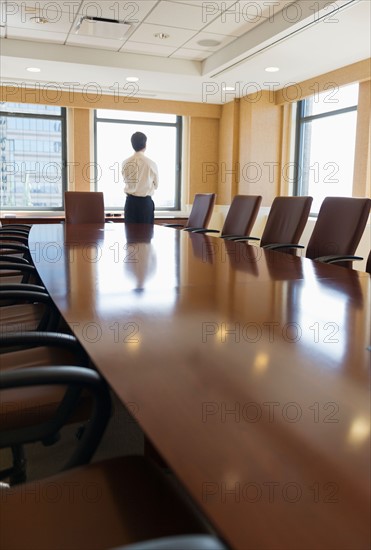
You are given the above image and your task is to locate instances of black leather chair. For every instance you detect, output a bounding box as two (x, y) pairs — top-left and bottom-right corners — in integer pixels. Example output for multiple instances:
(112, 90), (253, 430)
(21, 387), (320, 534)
(0, 332), (97, 483)
(165, 193), (216, 231)
(0, 364), (214, 549)
(65, 191), (105, 224)
(366, 250), (371, 275)
(305, 197), (371, 267)
(191, 194), (262, 240)
(234, 196), (313, 253)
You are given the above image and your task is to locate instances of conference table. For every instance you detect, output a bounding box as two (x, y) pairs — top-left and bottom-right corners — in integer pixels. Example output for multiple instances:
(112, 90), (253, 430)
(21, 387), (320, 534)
(29, 222), (370, 550)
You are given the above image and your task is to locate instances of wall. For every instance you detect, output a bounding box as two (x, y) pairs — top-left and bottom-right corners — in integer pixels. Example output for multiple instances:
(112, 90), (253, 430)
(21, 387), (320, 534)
(0, 58), (370, 217)
(188, 117), (219, 203)
(218, 100), (240, 205)
(0, 86), (221, 215)
(238, 92), (283, 205)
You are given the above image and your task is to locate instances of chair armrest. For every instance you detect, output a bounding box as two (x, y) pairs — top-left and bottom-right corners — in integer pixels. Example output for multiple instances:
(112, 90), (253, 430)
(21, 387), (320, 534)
(0, 330), (90, 376)
(0, 243), (31, 263)
(0, 224), (31, 232)
(221, 234), (252, 240)
(0, 331), (81, 353)
(0, 255), (30, 265)
(231, 236), (261, 242)
(0, 243), (30, 253)
(163, 223), (185, 228)
(0, 365), (111, 470)
(0, 235), (29, 245)
(0, 289), (59, 332)
(183, 227), (208, 232)
(0, 262), (38, 285)
(262, 244), (305, 251)
(0, 289), (50, 302)
(190, 229), (220, 234)
(315, 255), (363, 264)
(0, 263), (36, 274)
(0, 228), (29, 236)
(0, 283), (46, 292)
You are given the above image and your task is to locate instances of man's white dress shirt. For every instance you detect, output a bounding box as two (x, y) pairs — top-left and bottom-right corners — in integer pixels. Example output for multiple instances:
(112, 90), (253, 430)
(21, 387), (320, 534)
(122, 152), (159, 197)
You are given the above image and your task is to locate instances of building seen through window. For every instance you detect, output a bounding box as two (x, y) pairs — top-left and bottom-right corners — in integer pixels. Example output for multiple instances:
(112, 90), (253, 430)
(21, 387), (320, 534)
(0, 103), (66, 209)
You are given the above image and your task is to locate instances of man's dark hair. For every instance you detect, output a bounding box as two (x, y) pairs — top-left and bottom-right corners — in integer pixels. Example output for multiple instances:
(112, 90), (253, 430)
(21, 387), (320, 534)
(131, 132), (147, 152)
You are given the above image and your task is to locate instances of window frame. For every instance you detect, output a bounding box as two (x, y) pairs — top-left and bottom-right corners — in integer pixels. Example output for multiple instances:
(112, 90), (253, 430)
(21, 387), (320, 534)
(0, 104), (67, 211)
(293, 95), (358, 213)
(94, 110), (182, 211)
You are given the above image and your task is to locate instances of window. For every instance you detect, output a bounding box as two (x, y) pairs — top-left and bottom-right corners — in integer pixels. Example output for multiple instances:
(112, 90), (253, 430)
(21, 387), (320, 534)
(294, 83), (359, 214)
(95, 110), (182, 210)
(0, 103), (66, 210)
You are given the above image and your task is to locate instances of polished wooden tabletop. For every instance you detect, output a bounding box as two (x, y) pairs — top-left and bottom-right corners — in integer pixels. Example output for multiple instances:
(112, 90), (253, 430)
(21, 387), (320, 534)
(29, 223), (370, 550)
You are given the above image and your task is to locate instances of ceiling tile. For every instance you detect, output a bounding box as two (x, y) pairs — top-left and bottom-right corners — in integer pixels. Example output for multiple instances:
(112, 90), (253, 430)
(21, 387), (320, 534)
(6, 1), (79, 24)
(77, 0), (158, 23)
(183, 30), (236, 51)
(66, 34), (123, 51)
(168, 0), (237, 9)
(203, 11), (265, 37)
(127, 22), (197, 48)
(121, 41), (177, 57)
(170, 47), (213, 61)
(9, 1), (78, 12)
(233, 0), (296, 19)
(6, 26), (66, 43)
(145, 1), (208, 31)
(6, 8), (74, 33)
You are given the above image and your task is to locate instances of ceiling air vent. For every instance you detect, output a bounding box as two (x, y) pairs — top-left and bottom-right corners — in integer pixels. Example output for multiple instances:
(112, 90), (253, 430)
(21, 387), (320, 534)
(75, 17), (131, 40)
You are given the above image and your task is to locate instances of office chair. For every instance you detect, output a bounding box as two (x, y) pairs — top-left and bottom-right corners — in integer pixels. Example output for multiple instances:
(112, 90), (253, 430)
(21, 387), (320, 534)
(0, 260), (40, 285)
(366, 250), (371, 275)
(0, 453), (214, 550)
(0, 227), (34, 279)
(0, 286), (59, 333)
(0, 242), (32, 262)
(165, 193), (216, 231)
(0, 331), (95, 483)
(0, 364), (218, 550)
(305, 197), (371, 267)
(65, 191), (105, 224)
(0, 224), (31, 233)
(191, 194), (262, 240)
(234, 196), (313, 252)
(0, 233), (29, 247)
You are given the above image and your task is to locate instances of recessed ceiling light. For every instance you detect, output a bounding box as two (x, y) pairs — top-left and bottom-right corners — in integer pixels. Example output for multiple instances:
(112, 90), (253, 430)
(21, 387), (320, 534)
(154, 32), (169, 39)
(30, 16), (49, 24)
(126, 77), (139, 82)
(265, 66), (280, 73)
(26, 67), (41, 73)
(197, 39), (221, 47)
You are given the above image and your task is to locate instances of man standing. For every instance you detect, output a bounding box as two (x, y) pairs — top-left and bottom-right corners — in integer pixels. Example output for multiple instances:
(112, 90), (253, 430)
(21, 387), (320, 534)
(122, 132), (159, 223)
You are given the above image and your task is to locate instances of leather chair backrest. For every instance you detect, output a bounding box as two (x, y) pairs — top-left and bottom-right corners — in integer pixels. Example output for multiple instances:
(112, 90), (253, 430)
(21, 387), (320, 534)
(260, 196), (313, 247)
(222, 195), (262, 237)
(306, 197), (371, 260)
(65, 192), (105, 224)
(186, 194), (216, 229)
(365, 250), (371, 275)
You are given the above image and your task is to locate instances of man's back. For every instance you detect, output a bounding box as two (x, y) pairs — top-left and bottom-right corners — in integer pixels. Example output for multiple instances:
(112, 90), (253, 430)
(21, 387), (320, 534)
(122, 152), (158, 197)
